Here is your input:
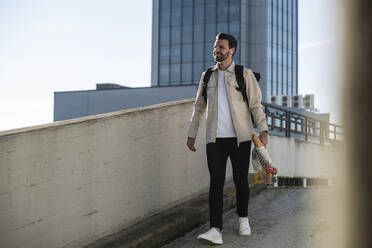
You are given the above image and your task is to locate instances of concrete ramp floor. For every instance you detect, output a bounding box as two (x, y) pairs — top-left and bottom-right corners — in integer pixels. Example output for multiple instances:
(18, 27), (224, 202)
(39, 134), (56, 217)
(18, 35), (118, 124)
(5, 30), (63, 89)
(162, 187), (340, 248)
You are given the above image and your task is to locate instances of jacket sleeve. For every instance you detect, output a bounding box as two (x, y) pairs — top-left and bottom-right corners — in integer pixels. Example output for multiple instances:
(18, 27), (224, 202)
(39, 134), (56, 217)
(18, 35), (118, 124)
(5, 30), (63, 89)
(187, 72), (207, 139)
(245, 69), (269, 133)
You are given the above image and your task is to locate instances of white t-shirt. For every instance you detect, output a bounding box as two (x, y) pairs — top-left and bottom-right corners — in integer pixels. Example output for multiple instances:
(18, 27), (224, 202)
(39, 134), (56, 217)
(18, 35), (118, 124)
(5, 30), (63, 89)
(216, 70), (237, 138)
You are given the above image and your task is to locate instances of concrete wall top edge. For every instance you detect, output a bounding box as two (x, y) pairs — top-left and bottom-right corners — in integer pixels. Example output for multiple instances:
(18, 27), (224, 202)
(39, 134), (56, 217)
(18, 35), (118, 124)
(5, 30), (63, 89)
(0, 99), (195, 137)
(54, 84), (197, 94)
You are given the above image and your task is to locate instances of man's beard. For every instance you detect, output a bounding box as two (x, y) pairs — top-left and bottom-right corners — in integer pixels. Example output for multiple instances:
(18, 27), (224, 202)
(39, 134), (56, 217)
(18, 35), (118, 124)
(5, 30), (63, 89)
(214, 51), (229, 62)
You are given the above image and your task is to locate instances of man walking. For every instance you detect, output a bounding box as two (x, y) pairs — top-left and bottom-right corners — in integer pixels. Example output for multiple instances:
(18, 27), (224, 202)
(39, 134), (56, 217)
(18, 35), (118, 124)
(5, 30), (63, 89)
(186, 33), (269, 245)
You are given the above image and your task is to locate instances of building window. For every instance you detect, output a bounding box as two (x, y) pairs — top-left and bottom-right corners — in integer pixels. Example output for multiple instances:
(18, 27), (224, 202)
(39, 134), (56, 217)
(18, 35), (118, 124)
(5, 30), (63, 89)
(183, 0), (193, 7)
(267, 76), (272, 96)
(160, 8), (170, 27)
(172, 0), (182, 8)
(217, 22), (228, 33)
(267, 62), (272, 80)
(273, 21), (277, 45)
(283, 5), (287, 30)
(182, 63), (192, 82)
(160, 27), (170, 45)
(171, 26), (181, 44)
(182, 25), (192, 43)
(193, 43), (204, 62)
(204, 41), (214, 62)
(283, 65), (287, 87)
(194, 24), (204, 43)
(279, 0), (283, 11)
(159, 64), (169, 85)
(205, 60), (215, 68)
(234, 47), (240, 63)
(217, 0), (228, 22)
(278, 47), (282, 64)
(171, 7), (181, 26)
(193, 62), (204, 83)
(206, 3), (217, 23)
(160, 0), (171, 9)
(205, 23), (216, 42)
(182, 6), (193, 25)
(268, 23), (272, 42)
(182, 44), (192, 62)
(272, 45), (277, 63)
(170, 45), (181, 63)
(159, 46), (170, 64)
(229, 2), (240, 22)
(273, 64), (277, 94)
(279, 65), (283, 94)
(229, 22), (240, 40)
(194, 0), (205, 5)
(170, 63), (181, 84)
(194, 5), (204, 24)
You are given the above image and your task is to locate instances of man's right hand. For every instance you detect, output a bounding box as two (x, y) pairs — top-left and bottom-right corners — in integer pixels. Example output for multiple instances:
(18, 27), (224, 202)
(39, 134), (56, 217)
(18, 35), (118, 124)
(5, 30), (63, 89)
(186, 137), (196, 152)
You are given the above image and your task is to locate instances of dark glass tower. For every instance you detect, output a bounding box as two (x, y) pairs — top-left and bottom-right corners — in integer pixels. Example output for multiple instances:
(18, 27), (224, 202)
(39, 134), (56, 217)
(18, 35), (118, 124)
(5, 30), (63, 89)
(151, 0), (298, 102)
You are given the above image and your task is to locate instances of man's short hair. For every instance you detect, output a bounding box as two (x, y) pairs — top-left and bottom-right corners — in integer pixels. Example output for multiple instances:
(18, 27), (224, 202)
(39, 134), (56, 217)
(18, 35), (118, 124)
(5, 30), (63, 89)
(215, 33), (238, 56)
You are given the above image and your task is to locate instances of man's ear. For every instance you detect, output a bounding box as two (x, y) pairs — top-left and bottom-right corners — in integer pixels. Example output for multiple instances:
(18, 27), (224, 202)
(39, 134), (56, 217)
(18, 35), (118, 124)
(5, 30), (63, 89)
(230, 47), (235, 55)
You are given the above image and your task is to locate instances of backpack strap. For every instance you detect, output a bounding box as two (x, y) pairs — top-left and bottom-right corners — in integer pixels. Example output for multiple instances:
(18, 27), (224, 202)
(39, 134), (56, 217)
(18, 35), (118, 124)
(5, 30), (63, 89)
(253, 72), (260, 82)
(235, 65), (261, 105)
(234, 64), (249, 106)
(235, 64), (261, 128)
(201, 67), (214, 102)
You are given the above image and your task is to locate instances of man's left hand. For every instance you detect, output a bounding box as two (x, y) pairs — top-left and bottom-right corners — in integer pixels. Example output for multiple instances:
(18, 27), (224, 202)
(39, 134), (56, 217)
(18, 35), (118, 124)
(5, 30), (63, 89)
(259, 131), (269, 148)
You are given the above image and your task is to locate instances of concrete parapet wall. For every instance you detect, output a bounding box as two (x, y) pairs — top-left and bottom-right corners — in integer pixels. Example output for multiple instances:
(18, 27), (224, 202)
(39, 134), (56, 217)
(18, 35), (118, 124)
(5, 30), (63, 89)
(0, 99), (336, 248)
(267, 136), (336, 178)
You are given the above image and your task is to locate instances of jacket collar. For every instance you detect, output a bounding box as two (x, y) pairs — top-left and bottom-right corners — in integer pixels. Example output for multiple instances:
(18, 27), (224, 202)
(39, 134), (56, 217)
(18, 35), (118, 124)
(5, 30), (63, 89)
(211, 60), (236, 73)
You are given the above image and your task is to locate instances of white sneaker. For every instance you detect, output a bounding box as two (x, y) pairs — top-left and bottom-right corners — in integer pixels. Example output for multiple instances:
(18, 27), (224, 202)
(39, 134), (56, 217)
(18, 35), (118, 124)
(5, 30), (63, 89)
(239, 217), (251, 235)
(197, 227), (223, 245)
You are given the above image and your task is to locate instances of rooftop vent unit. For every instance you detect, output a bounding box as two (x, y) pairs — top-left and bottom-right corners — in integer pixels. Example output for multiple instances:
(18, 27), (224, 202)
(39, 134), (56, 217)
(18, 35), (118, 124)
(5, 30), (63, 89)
(281, 95), (292, 107)
(270, 95), (281, 105)
(304, 94), (315, 109)
(292, 95), (303, 108)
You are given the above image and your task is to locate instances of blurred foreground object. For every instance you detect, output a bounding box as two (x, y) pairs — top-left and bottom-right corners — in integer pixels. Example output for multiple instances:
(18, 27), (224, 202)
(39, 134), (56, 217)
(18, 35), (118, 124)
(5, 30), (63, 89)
(344, 0), (372, 247)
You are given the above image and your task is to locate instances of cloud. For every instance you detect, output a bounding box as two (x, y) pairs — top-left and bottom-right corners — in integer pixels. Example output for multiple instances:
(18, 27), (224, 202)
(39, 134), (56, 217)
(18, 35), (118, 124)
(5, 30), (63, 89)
(299, 39), (338, 52)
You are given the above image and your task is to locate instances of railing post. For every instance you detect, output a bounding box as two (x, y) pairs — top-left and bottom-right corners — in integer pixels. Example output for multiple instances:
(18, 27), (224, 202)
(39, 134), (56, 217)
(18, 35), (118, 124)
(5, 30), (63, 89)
(304, 117), (308, 142)
(286, 111), (290, 137)
(301, 118), (304, 133)
(334, 125), (337, 140)
(320, 122), (325, 145)
(264, 105), (269, 129)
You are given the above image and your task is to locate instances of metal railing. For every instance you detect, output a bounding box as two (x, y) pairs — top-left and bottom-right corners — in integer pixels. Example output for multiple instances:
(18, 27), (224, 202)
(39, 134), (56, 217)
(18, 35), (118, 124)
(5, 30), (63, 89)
(262, 103), (343, 145)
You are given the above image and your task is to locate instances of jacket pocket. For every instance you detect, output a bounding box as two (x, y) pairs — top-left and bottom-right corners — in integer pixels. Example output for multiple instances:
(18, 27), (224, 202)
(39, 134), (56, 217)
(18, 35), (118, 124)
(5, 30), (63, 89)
(228, 78), (245, 102)
(208, 80), (217, 87)
(227, 78), (239, 87)
(207, 80), (217, 99)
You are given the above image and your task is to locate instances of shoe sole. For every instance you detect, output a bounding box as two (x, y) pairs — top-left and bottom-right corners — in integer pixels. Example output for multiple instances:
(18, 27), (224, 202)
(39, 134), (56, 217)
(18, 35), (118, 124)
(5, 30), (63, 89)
(198, 237), (223, 245)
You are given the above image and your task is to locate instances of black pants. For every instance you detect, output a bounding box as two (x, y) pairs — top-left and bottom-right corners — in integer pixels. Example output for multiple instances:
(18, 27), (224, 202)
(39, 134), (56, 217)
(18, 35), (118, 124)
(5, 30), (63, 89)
(206, 137), (252, 230)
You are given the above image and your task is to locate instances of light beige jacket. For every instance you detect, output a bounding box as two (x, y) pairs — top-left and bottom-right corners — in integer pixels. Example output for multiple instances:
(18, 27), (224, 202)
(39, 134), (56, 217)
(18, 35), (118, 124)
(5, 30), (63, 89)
(187, 61), (268, 144)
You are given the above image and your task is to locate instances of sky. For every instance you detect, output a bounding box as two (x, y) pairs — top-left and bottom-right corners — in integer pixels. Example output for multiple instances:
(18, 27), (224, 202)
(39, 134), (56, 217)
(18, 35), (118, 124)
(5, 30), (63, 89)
(298, 0), (344, 125)
(0, 0), (344, 131)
